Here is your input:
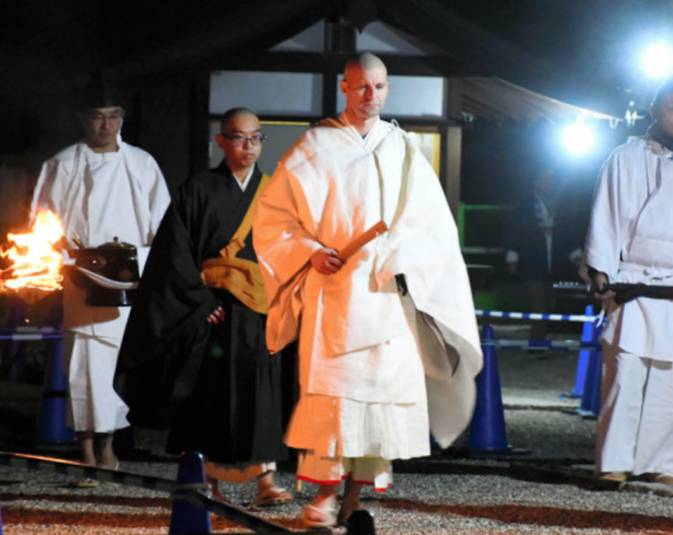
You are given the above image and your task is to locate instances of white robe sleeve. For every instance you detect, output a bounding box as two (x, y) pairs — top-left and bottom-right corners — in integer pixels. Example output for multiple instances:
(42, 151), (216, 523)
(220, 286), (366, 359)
(253, 162), (323, 303)
(372, 135), (483, 448)
(253, 162), (325, 352)
(145, 156), (171, 240)
(29, 159), (61, 223)
(136, 154), (170, 272)
(584, 147), (647, 281)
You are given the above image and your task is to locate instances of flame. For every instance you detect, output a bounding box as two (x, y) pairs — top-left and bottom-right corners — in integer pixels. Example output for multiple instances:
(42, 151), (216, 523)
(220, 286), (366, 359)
(1, 210), (64, 297)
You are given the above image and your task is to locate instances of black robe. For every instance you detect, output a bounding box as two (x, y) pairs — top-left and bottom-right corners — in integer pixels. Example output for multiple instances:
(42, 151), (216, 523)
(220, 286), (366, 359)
(114, 163), (294, 464)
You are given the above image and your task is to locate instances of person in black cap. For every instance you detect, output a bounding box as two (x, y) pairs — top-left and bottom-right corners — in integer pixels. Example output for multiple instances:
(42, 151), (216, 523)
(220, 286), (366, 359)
(30, 73), (170, 485)
(582, 76), (673, 485)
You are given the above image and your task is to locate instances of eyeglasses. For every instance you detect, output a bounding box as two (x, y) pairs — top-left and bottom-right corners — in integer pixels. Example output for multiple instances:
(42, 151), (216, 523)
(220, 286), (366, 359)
(221, 133), (267, 146)
(86, 112), (124, 123)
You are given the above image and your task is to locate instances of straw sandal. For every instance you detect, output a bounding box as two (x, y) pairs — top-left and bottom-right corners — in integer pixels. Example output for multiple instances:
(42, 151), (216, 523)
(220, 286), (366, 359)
(68, 459), (118, 488)
(647, 473), (673, 485)
(597, 471), (627, 482)
(255, 486), (293, 507)
(302, 498), (338, 528)
(69, 477), (99, 488)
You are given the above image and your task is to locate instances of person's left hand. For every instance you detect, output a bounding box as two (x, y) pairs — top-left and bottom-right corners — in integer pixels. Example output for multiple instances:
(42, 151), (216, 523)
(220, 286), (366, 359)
(207, 306), (225, 324)
(591, 271), (615, 303)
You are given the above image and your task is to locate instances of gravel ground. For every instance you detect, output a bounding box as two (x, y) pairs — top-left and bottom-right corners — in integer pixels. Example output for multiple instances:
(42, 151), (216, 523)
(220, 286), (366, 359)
(2, 327), (673, 534)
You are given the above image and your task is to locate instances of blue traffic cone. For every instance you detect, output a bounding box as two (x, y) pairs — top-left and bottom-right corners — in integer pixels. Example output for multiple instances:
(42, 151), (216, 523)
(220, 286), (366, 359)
(468, 324), (511, 453)
(589, 349), (603, 415)
(577, 322), (603, 417)
(568, 305), (596, 397)
(347, 509), (376, 534)
(169, 451), (212, 535)
(36, 334), (75, 444)
(578, 344), (603, 418)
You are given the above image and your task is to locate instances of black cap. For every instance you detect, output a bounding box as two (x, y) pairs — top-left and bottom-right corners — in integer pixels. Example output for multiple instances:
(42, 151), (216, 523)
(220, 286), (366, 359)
(78, 72), (124, 111)
(652, 76), (673, 112)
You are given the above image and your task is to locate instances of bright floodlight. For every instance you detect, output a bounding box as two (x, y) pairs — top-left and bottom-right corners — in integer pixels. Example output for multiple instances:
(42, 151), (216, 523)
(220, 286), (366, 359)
(641, 42), (673, 80)
(561, 121), (596, 156)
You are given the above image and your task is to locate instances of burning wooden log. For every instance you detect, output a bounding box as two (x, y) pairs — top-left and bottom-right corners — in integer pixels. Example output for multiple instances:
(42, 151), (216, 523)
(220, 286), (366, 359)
(0, 210), (64, 304)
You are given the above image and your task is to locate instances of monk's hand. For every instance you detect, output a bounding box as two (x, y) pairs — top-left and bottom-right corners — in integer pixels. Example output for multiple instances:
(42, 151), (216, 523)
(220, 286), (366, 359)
(592, 271), (615, 303)
(311, 248), (344, 275)
(207, 306), (225, 324)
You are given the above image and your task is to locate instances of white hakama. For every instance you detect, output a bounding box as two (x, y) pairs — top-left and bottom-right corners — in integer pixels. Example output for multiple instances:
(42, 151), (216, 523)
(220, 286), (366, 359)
(65, 332), (129, 433)
(288, 295), (429, 489)
(32, 141), (170, 433)
(598, 343), (673, 475)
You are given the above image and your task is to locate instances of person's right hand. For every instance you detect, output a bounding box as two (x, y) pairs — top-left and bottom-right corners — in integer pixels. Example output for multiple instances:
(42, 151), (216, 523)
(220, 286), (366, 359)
(207, 306), (225, 324)
(592, 271), (615, 302)
(310, 248), (344, 275)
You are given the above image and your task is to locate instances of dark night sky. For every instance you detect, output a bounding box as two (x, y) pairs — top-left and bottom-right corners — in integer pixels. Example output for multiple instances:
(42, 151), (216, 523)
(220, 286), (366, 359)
(2, 0), (673, 116)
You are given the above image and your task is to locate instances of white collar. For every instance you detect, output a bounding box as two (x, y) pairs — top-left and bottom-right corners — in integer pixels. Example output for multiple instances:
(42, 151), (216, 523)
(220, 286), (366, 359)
(232, 165), (255, 192)
(80, 141), (122, 162)
(339, 113), (381, 140)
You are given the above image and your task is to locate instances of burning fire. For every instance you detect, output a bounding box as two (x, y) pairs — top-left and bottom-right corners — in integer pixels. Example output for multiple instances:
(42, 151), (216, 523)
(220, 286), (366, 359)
(1, 210), (64, 298)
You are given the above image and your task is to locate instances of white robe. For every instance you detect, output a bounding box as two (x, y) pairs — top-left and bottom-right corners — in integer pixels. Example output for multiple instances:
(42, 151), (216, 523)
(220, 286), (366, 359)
(31, 141), (170, 432)
(253, 116), (482, 456)
(585, 135), (673, 474)
(585, 136), (673, 359)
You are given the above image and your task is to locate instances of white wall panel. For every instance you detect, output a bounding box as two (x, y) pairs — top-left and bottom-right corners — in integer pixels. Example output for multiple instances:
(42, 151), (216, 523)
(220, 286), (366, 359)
(210, 71), (323, 116)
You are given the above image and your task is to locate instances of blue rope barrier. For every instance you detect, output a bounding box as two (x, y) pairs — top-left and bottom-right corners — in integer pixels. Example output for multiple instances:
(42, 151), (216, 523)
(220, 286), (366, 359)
(476, 309), (600, 323)
(0, 329), (62, 341)
(481, 339), (601, 351)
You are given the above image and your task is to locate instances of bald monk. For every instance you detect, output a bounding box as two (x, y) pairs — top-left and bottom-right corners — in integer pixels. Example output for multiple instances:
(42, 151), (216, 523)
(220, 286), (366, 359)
(253, 54), (483, 527)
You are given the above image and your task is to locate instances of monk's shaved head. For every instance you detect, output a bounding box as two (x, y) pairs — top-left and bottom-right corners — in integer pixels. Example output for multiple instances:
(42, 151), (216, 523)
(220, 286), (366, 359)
(340, 53), (389, 129)
(216, 107), (262, 176)
(343, 53), (387, 80)
(220, 107), (258, 133)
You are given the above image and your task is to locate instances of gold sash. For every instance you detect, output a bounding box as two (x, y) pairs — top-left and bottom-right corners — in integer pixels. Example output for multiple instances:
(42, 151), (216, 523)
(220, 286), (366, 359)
(200, 174), (270, 314)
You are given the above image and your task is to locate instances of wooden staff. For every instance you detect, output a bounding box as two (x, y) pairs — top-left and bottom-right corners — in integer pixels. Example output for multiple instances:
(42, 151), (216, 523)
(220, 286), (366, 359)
(339, 221), (388, 260)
